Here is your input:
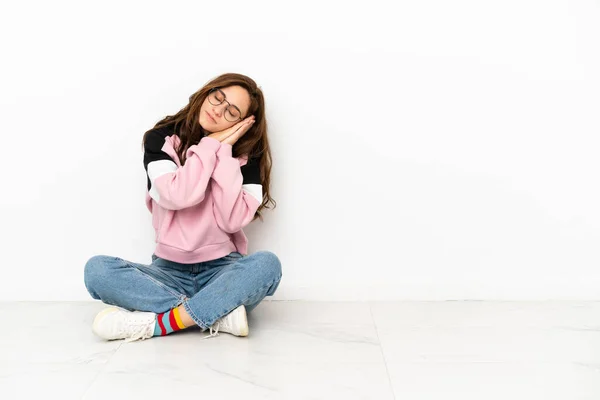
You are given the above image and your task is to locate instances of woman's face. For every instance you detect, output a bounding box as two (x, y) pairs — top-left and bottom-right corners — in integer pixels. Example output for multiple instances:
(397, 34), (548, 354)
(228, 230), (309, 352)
(199, 85), (251, 133)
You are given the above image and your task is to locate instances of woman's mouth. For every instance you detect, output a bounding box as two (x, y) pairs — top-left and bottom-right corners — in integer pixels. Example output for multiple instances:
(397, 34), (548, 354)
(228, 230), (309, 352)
(206, 111), (216, 123)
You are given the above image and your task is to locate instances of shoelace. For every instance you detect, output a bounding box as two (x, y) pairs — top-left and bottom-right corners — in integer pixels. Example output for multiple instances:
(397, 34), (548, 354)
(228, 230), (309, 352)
(122, 319), (155, 343)
(202, 314), (231, 340)
(202, 323), (221, 339)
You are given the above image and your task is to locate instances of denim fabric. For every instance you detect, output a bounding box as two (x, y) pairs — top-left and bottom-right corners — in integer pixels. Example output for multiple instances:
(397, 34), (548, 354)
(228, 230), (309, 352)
(84, 251), (282, 329)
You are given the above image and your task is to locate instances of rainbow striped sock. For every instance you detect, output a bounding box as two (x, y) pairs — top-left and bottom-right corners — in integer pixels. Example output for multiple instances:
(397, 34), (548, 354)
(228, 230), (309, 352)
(153, 307), (187, 336)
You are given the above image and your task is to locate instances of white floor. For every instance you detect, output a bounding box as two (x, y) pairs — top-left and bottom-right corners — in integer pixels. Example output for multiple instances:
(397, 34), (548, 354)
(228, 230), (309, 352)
(1, 301), (600, 399)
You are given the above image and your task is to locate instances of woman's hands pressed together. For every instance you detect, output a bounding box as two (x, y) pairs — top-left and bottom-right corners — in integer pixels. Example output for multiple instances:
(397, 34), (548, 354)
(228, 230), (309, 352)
(207, 115), (255, 146)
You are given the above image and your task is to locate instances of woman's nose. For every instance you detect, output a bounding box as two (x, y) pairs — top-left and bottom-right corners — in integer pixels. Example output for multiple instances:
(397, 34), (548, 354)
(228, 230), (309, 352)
(213, 104), (227, 115)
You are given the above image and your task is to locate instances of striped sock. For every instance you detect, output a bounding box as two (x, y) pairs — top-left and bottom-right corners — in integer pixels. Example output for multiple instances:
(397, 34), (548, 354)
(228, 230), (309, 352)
(153, 307), (187, 336)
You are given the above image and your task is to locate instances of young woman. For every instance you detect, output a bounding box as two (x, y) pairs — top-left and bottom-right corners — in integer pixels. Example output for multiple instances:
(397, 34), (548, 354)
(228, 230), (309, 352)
(84, 73), (282, 342)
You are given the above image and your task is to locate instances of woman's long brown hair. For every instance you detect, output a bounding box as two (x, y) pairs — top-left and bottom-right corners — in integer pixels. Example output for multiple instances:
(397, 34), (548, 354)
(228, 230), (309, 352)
(141, 72), (276, 222)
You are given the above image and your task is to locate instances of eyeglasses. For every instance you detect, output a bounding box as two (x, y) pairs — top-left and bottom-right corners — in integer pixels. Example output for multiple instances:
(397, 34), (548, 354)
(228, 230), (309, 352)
(207, 88), (243, 122)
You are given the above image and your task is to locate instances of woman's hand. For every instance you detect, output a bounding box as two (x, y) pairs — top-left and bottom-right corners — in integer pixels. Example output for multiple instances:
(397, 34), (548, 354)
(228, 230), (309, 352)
(207, 115), (255, 146)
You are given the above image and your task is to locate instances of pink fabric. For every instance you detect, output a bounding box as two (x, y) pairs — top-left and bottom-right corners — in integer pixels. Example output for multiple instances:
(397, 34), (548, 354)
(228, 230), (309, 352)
(145, 135), (261, 263)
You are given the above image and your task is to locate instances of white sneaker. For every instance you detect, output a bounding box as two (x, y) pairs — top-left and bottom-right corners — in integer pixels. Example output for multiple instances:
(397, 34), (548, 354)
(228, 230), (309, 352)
(92, 307), (156, 342)
(202, 305), (248, 339)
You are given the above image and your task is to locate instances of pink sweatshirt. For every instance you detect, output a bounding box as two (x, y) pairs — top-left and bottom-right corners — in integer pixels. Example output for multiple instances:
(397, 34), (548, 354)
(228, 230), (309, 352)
(143, 124), (263, 263)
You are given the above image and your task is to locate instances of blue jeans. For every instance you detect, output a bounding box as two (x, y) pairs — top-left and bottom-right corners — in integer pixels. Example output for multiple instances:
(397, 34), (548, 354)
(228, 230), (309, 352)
(84, 250), (282, 330)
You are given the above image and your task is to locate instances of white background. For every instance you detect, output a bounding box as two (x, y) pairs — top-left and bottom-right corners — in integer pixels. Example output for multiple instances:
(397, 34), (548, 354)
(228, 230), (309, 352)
(0, 0), (598, 301)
